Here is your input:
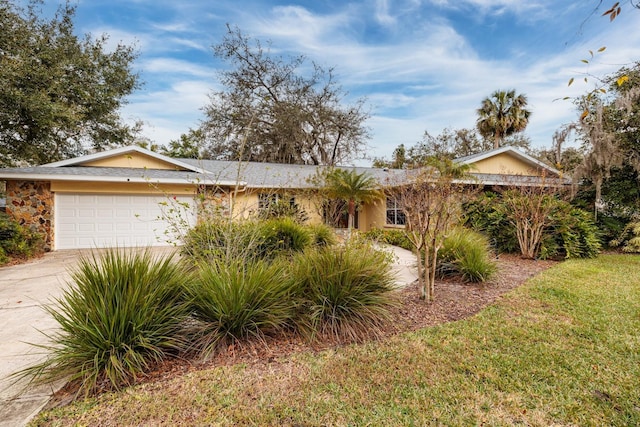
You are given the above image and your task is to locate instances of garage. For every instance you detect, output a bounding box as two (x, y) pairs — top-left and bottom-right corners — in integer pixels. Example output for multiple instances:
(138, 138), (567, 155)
(54, 193), (197, 250)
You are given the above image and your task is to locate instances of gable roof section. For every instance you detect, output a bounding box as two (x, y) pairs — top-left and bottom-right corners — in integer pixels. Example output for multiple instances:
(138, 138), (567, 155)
(455, 146), (561, 177)
(0, 147), (242, 186)
(44, 145), (206, 173)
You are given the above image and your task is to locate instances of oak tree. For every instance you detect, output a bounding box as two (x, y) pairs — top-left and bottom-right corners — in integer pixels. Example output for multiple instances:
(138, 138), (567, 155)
(0, 1), (140, 166)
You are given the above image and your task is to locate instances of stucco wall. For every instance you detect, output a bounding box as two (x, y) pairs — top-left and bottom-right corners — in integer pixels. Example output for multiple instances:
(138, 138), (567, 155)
(231, 190), (323, 225)
(360, 199), (388, 232)
(5, 181), (54, 251)
(470, 153), (539, 176)
(80, 153), (183, 170)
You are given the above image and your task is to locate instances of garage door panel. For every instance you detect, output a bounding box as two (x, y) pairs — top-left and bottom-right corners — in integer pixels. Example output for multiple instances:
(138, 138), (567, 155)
(132, 222), (149, 231)
(78, 209), (96, 218)
(55, 193), (196, 250)
(96, 223), (113, 232)
(77, 223), (95, 232)
(115, 210), (133, 219)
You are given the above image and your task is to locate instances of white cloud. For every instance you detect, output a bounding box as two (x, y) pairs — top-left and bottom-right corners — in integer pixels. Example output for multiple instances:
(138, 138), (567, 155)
(122, 79), (213, 145)
(375, 0), (396, 26)
(140, 58), (214, 78)
(249, 5), (353, 52)
(428, 0), (551, 20)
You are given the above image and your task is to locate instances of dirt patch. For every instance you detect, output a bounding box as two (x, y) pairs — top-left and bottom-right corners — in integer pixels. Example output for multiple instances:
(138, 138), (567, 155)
(46, 253), (556, 408)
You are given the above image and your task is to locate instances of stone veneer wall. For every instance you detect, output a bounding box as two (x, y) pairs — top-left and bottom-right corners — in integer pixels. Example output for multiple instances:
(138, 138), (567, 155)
(197, 188), (231, 221)
(6, 181), (54, 251)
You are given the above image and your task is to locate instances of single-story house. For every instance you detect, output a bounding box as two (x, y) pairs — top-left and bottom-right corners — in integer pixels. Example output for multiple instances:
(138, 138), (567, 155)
(0, 145), (563, 251)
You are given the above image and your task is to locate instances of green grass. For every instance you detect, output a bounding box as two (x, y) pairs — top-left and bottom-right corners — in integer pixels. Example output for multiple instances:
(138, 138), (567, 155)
(31, 255), (640, 426)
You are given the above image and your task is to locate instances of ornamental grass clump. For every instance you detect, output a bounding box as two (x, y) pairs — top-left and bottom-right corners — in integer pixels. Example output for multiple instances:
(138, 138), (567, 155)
(438, 227), (497, 283)
(257, 217), (312, 258)
(19, 248), (191, 396)
(307, 223), (338, 247)
(292, 242), (398, 343)
(187, 259), (298, 359)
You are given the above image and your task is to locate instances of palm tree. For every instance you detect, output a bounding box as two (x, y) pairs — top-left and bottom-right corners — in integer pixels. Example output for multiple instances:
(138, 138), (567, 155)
(476, 89), (531, 149)
(325, 169), (384, 236)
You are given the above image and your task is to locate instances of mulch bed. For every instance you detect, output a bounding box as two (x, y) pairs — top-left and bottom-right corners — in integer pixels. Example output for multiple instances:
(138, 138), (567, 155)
(393, 253), (557, 331)
(46, 253), (557, 408)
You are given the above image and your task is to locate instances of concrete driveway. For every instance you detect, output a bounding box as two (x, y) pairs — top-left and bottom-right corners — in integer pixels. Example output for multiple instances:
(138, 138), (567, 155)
(0, 250), (82, 427)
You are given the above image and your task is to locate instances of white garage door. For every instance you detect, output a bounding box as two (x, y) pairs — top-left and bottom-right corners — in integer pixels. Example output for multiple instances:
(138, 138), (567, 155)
(55, 193), (197, 250)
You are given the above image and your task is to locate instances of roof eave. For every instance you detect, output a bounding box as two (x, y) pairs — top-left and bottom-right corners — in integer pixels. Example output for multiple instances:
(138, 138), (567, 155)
(0, 172), (242, 187)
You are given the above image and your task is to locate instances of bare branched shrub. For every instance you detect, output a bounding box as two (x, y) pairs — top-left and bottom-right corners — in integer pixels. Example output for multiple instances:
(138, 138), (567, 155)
(388, 160), (476, 302)
(497, 175), (569, 259)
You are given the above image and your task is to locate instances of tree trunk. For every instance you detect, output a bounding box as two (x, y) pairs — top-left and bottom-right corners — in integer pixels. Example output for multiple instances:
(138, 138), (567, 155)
(347, 199), (355, 238)
(429, 247), (439, 302)
(422, 246), (438, 302)
(493, 131), (501, 149)
(416, 245), (426, 300)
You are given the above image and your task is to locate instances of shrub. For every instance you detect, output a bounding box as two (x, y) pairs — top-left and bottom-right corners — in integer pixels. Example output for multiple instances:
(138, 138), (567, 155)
(257, 217), (312, 258)
(362, 228), (413, 251)
(308, 223), (337, 247)
(541, 203), (601, 259)
(0, 246), (8, 265)
(183, 218), (314, 263)
(0, 213), (45, 263)
(438, 228), (497, 282)
(291, 242), (398, 342)
(19, 248), (191, 395)
(182, 220), (265, 264)
(463, 192), (519, 254)
(187, 259), (297, 358)
(610, 220), (640, 253)
(256, 197), (309, 224)
(465, 192), (600, 260)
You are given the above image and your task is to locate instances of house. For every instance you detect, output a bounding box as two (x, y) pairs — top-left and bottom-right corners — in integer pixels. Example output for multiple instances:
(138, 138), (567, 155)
(0, 145), (563, 251)
(454, 145), (565, 186)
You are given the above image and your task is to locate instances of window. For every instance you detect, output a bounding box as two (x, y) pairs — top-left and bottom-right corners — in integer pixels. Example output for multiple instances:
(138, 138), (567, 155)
(258, 193), (295, 210)
(386, 197), (405, 226)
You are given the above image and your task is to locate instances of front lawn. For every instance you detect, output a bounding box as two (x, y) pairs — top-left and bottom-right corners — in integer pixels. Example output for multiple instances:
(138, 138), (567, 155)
(32, 255), (640, 426)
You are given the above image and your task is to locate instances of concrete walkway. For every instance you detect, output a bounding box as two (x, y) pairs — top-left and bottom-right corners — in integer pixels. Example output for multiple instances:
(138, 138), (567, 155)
(0, 245), (416, 427)
(376, 243), (419, 288)
(0, 250), (82, 427)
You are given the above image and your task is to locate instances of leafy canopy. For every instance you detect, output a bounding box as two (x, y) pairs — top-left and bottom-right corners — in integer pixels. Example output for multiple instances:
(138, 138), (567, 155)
(0, 1), (140, 166)
(324, 169), (383, 232)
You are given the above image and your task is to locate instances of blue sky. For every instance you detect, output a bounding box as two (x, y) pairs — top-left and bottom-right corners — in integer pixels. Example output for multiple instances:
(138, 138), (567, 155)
(32, 1), (640, 164)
